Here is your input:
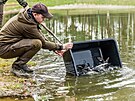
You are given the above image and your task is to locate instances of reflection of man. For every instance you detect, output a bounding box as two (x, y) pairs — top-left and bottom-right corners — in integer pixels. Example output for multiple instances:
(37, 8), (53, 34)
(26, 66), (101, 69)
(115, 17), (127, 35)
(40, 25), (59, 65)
(0, 0), (28, 26)
(0, 3), (73, 77)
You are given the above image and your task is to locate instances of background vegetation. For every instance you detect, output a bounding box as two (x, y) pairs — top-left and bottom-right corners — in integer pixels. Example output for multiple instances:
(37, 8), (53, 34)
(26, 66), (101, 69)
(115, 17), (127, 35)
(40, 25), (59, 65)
(4, 0), (135, 14)
(6, 0), (135, 7)
(5, 0), (135, 11)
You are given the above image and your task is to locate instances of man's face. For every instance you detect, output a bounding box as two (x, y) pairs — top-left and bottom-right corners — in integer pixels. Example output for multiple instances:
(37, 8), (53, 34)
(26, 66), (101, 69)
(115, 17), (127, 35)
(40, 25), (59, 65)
(33, 13), (45, 24)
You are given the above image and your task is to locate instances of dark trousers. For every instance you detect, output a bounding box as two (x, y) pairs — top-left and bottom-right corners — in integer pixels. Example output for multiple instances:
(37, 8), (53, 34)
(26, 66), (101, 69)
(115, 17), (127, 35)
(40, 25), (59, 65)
(0, 4), (3, 26)
(0, 39), (42, 66)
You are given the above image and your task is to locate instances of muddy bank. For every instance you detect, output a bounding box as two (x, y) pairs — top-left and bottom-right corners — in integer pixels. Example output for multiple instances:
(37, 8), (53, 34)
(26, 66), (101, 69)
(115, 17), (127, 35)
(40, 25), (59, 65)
(0, 65), (36, 99)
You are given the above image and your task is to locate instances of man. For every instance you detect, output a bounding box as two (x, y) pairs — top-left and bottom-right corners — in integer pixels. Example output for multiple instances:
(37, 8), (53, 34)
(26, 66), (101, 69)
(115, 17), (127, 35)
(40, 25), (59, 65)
(0, 0), (28, 26)
(0, 3), (73, 77)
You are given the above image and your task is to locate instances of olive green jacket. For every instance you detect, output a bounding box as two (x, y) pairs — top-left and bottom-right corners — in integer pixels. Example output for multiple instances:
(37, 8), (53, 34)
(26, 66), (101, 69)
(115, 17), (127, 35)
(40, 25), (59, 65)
(0, 8), (61, 55)
(0, 0), (27, 7)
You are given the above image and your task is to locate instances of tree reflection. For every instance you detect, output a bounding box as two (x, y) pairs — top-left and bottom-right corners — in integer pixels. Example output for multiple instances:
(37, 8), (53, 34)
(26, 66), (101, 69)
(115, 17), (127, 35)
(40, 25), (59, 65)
(44, 12), (135, 67)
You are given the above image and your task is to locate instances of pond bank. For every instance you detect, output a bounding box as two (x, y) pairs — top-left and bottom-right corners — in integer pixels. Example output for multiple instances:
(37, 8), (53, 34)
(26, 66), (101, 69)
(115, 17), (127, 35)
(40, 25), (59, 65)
(4, 4), (135, 15)
(50, 4), (135, 10)
(0, 64), (36, 100)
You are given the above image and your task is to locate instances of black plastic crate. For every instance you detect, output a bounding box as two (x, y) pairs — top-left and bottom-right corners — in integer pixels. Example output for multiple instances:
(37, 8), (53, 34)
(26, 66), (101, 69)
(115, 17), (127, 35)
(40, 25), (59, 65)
(63, 39), (122, 76)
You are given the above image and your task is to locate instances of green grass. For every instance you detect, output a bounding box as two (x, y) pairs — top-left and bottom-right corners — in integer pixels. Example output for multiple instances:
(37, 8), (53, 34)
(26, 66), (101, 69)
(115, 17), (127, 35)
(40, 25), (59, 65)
(4, 0), (135, 14)
(6, 0), (135, 6)
(75, 0), (135, 6)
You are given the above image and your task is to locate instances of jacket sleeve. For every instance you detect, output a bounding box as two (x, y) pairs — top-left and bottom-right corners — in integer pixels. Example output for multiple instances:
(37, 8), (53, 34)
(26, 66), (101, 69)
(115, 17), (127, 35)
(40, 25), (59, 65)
(16, 0), (28, 8)
(22, 24), (61, 51)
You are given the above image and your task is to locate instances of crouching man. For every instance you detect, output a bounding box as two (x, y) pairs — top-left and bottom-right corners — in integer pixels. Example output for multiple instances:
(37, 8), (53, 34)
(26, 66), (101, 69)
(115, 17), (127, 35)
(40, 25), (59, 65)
(0, 3), (73, 77)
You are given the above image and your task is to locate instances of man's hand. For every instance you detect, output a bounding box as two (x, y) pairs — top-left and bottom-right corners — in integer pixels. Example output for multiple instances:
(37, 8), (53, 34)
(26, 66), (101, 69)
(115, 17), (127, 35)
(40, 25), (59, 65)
(55, 42), (73, 56)
(63, 42), (73, 50)
(55, 50), (67, 56)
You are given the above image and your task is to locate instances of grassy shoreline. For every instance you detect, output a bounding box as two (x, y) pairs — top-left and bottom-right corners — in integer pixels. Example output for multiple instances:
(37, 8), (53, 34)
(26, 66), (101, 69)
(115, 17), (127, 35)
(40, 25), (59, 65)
(4, 0), (135, 16)
(5, 0), (135, 12)
(7, 0), (135, 6)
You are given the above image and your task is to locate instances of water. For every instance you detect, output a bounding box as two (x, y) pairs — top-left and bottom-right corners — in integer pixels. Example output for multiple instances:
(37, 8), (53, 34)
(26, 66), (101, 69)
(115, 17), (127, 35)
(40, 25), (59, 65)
(31, 10), (135, 100)
(2, 9), (135, 101)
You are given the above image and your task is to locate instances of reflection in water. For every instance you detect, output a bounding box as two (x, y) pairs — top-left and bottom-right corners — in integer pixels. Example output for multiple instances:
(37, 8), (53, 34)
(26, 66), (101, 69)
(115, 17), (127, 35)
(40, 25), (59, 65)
(43, 12), (135, 67)
(2, 11), (135, 101)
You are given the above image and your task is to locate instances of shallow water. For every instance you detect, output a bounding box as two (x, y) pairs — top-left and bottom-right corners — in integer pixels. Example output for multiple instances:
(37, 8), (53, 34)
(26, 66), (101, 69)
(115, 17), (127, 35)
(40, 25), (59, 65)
(2, 9), (135, 101)
(29, 58), (135, 101)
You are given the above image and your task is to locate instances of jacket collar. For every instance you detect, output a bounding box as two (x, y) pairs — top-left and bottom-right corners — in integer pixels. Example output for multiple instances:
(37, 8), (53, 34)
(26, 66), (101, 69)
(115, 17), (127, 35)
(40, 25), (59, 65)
(27, 8), (38, 24)
(27, 8), (41, 29)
